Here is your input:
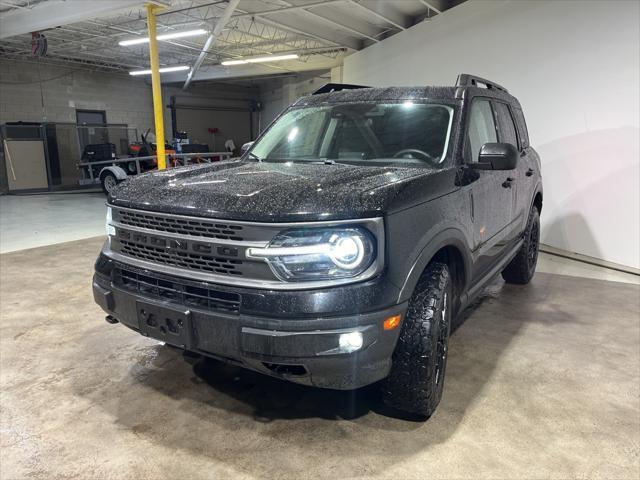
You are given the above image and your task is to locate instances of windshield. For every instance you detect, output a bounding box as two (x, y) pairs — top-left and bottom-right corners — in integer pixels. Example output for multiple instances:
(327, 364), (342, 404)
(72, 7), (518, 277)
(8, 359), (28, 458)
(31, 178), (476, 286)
(250, 102), (455, 167)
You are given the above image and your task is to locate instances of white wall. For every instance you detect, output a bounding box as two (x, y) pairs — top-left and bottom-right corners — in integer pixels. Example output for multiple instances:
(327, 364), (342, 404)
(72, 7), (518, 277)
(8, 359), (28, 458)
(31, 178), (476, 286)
(341, 0), (640, 270)
(259, 73), (330, 129)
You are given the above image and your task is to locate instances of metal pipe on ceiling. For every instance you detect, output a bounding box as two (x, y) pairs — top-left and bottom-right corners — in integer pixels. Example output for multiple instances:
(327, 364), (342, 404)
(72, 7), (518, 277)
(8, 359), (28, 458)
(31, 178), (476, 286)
(183, 0), (240, 90)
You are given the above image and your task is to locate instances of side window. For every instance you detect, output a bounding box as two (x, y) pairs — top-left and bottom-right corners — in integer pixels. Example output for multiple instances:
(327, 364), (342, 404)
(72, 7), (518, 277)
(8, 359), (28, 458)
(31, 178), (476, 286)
(494, 102), (518, 148)
(512, 107), (530, 149)
(467, 99), (497, 162)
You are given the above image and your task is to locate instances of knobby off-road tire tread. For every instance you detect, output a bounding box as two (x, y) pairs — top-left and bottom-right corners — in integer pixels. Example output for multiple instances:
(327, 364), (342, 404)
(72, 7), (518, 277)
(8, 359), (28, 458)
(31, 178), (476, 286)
(501, 207), (540, 285)
(382, 262), (451, 418)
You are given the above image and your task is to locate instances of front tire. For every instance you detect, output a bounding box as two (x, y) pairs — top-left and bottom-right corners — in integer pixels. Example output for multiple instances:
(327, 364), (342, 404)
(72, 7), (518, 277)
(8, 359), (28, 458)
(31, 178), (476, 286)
(501, 207), (540, 284)
(382, 262), (452, 419)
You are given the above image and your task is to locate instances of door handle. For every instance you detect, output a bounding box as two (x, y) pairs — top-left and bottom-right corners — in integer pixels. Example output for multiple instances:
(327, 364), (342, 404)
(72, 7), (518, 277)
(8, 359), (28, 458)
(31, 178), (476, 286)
(502, 177), (514, 188)
(526, 168), (534, 177)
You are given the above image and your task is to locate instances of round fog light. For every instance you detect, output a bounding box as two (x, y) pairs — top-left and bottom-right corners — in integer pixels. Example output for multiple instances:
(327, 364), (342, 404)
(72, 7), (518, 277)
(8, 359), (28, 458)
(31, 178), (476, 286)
(338, 331), (364, 353)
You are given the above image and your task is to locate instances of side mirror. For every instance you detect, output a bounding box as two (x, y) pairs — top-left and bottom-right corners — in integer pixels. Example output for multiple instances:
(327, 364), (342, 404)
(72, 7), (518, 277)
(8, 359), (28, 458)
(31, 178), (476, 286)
(471, 142), (518, 170)
(241, 141), (254, 155)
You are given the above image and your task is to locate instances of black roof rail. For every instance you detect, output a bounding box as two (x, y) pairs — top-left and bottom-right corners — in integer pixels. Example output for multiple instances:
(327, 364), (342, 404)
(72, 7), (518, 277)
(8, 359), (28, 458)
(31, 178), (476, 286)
(456, 74), (508, 93)
(312, 83), (370, 95)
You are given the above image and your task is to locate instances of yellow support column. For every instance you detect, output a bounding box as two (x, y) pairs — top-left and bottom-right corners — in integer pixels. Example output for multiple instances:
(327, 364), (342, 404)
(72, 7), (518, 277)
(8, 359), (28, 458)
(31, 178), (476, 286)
(146, 3), (166, 170)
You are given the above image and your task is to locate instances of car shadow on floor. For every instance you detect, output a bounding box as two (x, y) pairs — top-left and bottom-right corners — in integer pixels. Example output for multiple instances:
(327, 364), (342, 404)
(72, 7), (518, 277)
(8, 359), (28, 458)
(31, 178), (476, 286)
(183, 277), (508, 424)
(79, 272), (587, 478)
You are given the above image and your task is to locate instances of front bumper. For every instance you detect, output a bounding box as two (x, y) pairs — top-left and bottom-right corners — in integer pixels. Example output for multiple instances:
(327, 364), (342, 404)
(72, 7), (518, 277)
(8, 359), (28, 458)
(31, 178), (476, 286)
(93, 265), (406, 390)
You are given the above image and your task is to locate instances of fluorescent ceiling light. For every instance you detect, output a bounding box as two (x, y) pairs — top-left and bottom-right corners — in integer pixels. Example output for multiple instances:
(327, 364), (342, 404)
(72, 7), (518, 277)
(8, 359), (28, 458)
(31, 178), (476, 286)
(221, 59), (248, 66)
(119, 29), (208, 47)
(129, 65), (190, 76)
(221, 54), (299, 66)
(247, 54), (299, 63)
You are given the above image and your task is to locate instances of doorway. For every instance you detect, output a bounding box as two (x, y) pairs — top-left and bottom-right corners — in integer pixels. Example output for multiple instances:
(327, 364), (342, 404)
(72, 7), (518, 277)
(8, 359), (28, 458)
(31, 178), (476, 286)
(76, 109), (108, 147)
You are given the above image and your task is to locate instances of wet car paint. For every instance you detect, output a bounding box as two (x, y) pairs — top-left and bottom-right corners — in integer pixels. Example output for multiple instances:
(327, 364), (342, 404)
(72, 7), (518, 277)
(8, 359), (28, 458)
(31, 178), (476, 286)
(109, 160), (460, 222)
(95, 82), (543, 391)
(107, 83), (541, 299)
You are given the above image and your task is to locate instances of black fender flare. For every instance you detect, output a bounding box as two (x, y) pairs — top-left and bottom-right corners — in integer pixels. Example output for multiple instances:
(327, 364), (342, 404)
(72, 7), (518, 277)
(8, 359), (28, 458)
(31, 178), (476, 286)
(531, 182), (543, 212)
(513, 183), (543, 236)
(396, 226), (473, 304)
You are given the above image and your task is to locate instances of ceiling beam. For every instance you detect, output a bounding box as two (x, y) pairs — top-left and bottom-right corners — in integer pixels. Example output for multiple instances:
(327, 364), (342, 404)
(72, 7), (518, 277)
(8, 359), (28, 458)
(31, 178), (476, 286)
(231, 1), (361, 51)
(232, 0), (346, 19)
(183, 0), (240, 90)
(417, 0), (443, 15)
(163, 55), (343, 84)
(0, 0), (144, 40)
(303, 7), (380, 43)
(248, 14), (361, 51)
(0, 1), (30, 11)
(348, 0), (410, 30)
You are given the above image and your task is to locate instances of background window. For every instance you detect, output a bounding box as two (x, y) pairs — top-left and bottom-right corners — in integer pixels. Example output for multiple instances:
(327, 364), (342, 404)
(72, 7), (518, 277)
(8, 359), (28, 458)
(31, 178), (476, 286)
(75, 110), (107, 126)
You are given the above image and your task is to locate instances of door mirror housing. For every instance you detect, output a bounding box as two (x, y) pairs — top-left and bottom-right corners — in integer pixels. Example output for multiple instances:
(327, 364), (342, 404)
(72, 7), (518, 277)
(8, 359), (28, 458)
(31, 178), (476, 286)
(241, 141), (254, 155)
(471, 142), (519, 170)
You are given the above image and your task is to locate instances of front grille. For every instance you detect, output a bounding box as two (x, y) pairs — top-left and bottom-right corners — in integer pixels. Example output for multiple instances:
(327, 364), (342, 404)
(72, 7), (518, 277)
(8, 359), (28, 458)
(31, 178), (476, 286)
(119, 239), (243, 275)
(113, 266), (241, 313)
(117, 209), (244, 241)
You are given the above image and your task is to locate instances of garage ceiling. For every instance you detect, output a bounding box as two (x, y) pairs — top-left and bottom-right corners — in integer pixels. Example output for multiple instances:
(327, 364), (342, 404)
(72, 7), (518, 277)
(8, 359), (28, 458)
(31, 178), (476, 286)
(0, 0), (466, 83)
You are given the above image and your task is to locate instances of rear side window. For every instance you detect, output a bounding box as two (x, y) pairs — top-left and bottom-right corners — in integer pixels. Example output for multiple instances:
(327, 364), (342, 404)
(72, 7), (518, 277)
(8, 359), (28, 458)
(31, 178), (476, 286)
(494, 102), (518, 148)
(512, 107), (530, 149)
(467, 99), (497, 162)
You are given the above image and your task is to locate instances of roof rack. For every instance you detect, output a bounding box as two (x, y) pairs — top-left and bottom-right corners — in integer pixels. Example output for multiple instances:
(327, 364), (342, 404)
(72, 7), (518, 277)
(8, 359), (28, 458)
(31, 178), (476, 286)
(456, 74), (508, 93)
(312, 83), (370, 95)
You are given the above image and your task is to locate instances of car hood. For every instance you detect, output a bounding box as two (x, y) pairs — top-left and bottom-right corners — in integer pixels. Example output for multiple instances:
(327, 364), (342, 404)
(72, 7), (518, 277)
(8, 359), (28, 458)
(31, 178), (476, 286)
(109, 160), (447, 222)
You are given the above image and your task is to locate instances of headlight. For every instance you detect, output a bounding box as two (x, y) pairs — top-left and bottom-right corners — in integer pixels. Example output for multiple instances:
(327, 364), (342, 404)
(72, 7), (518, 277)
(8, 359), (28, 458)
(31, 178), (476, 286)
(248, 227), (376, 282)
(105, 207), (115, 237)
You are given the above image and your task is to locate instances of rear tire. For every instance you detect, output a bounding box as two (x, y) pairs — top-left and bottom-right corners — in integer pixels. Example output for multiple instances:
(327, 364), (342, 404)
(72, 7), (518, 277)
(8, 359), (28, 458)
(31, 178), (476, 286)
(501, 207), (540, 284)
(101, 172), (118, 195)
(382, 262), (452, 419)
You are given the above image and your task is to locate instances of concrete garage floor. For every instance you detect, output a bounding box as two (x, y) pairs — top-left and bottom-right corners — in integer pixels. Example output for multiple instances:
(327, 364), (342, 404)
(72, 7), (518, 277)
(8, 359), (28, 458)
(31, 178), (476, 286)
(0, 193), (106, 253)
(1, 236), (639, 479)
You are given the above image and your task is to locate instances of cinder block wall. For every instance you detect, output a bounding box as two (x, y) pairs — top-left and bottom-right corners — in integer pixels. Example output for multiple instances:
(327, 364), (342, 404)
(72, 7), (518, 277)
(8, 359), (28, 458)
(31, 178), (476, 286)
(0, 59), (259, 193)
(0, 58), (260, 139)
(0, 59), (155, 132)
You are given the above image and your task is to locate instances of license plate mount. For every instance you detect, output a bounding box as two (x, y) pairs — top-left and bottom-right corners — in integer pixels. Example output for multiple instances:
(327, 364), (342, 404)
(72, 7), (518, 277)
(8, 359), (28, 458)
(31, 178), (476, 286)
(136, 300), (193, 349)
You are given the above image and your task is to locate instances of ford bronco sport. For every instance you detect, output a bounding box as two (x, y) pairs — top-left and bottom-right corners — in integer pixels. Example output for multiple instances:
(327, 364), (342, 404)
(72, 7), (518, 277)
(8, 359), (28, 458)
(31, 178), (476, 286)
(93, 74), (542, 419)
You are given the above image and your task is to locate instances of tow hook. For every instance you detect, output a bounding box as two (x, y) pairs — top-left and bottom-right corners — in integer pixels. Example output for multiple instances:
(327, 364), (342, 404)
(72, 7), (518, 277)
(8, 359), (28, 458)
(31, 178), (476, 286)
(105, 315), (119, 324)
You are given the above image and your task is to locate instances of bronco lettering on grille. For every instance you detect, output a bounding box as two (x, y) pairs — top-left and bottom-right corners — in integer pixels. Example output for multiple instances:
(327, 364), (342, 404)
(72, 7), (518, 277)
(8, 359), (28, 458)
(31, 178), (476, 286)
(116, 229), (233, 256)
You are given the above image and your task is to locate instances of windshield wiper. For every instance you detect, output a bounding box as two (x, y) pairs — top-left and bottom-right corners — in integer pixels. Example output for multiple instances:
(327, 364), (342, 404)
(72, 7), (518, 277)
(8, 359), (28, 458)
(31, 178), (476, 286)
(310, 159), (339, 165)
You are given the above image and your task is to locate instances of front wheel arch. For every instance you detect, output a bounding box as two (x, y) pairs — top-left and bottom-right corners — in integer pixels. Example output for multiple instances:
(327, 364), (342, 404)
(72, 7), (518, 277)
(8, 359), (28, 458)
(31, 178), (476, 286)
(533, 191), (543, 214)
(398, 228), (472, 307)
